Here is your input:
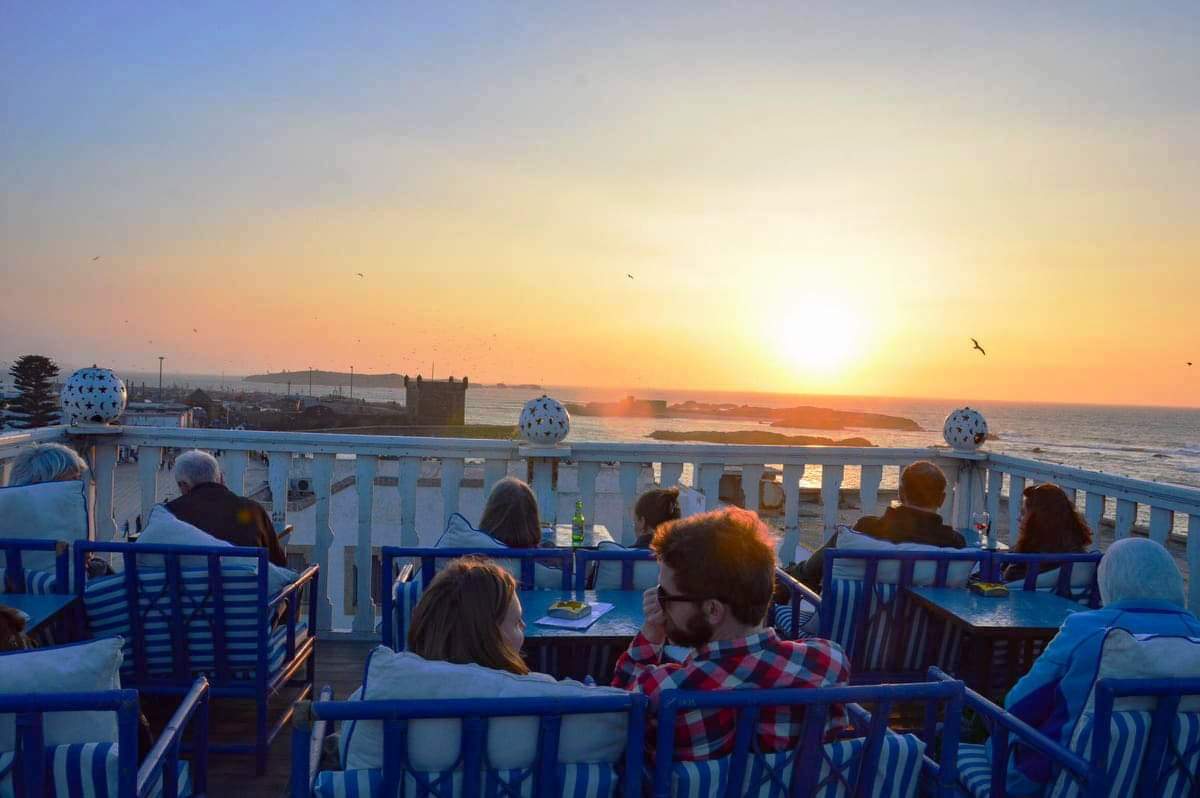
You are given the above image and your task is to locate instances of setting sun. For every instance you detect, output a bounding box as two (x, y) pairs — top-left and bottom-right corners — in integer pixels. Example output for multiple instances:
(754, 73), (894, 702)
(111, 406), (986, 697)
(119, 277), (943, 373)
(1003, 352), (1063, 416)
(775, 300), (866, 378)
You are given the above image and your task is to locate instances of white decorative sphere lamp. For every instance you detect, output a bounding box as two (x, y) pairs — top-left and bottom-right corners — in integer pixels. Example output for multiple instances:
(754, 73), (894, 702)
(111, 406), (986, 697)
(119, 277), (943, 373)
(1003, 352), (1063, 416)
(943, 406), (988, 451)
(518, 395), (570, 445)
(61, 366), (128, 426)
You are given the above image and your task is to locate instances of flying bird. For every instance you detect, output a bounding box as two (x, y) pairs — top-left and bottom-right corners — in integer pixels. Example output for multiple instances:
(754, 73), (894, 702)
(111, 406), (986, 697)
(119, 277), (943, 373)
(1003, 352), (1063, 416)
(192, 328), (198, 333)
(626, 273), (634, 279)
(1189, 362), (1194, 367)
(355, 272), (365, 278)
(92, 256), (101, 261)
(971, 338), (986, 356)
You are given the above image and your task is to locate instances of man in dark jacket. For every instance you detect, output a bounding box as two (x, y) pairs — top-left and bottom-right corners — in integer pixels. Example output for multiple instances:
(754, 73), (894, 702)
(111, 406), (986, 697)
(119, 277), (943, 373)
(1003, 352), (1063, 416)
(165, 449), (287, 567)
(797, 460), (964, 592)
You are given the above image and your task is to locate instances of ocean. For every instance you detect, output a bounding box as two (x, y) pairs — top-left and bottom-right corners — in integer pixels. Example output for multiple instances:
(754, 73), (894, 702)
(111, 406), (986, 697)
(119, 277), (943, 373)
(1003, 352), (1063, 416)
(147, 374), (1200, 493)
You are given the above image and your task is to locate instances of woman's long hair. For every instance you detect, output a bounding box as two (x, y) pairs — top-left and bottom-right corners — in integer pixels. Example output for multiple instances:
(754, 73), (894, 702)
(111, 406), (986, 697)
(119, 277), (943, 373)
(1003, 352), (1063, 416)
(479, 477), (540, 548)
(406, 557), (529, 675)
(635, 487), (681, 532)
(1015, 483), (1093, 554)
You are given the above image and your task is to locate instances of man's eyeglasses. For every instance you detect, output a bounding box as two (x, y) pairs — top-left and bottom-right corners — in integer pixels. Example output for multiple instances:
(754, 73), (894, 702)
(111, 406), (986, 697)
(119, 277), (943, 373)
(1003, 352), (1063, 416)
(656, 584), (714, 606)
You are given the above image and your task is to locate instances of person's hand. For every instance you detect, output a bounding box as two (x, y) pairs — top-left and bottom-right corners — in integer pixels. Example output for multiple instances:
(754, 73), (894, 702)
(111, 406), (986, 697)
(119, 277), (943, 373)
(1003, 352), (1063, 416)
(641, 586), (667, 645)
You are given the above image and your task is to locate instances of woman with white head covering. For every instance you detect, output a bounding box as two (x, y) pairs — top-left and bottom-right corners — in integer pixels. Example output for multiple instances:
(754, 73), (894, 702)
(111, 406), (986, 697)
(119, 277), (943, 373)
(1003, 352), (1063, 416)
(7, 443), (88, 486)
(995, 538), (1200, 795)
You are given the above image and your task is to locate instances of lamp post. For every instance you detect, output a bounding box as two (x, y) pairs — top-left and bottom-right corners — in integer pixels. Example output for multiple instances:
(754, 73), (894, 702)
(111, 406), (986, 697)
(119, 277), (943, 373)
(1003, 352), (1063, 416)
(157, 356), (165, 401)
(350, 365), (354, 399)
(308, 367), (313, 397)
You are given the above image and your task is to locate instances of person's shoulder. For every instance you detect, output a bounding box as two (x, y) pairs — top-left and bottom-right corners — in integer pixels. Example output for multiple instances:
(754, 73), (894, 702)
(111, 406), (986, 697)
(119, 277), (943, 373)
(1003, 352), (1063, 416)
(852, 515), (883, 534)
(776, 634), (848, 662)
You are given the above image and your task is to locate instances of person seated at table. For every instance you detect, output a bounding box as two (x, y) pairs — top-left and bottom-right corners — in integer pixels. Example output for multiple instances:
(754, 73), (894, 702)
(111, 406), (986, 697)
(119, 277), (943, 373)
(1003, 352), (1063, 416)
(6, 442), (88, 486)
(612, 507), (850, 759)
(0, 605), (34, 651)
(796, 460), (965, 592)
(1002, 483), (1093, 582)
(478, 477), (541, 548)
(407, 556), (529, 675)
(163, 450), (287, 567)
(997, 537), (1200, 795)
(632, 487), (681, 548)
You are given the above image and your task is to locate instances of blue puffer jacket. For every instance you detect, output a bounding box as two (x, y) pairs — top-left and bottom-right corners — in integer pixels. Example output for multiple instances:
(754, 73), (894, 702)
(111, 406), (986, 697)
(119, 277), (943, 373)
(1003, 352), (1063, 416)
(996, 599), (1200, 795)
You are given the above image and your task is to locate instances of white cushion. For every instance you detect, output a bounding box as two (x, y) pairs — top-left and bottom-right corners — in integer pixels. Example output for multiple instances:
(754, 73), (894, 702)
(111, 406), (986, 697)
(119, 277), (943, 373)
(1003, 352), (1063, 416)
(829, 528), (975, 586)
(0, 480), (88, 571)
(437, 514), (563, 589)
(1085, 630), (1200, 715)
(677, 484), (707, 518)
(593, 541), (659, 591)
(1005, 562), (1096, 591)
(136, 505), (298, 595)
(0, 638), (123, 749)
(342, 647), (630, 771)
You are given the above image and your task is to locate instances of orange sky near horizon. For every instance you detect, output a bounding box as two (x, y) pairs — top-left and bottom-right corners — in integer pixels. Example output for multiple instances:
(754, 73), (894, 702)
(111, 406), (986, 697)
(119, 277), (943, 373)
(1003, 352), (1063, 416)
(2, 5), (1197, 408)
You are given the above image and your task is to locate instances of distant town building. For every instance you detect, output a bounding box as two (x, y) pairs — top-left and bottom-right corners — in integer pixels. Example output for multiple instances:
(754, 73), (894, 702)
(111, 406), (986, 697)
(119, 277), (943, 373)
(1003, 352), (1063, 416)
(403, 375), (467, 425)
(120, 401), (195, 428)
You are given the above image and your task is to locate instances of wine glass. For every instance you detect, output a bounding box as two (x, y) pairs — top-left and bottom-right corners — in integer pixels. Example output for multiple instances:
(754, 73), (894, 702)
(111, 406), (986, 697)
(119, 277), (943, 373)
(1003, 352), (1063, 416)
(971, 511), (991, 547)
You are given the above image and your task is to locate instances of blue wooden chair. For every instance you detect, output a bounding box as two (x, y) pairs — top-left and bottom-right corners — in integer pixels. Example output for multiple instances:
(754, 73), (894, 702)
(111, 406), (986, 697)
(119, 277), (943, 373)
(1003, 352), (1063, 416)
(988, 551), (1103, 607)
(379, 546), (573, 651)
(650, 678), (965, 798)
(938, 668), (1200, 798)
(572, 547), (656, 591)
(290, 686), (648, 798)
(0, 538), (69, 594)
(76, 541), (319, 775)
(794, 548), (993, 681)
(0, 676), (210, 798)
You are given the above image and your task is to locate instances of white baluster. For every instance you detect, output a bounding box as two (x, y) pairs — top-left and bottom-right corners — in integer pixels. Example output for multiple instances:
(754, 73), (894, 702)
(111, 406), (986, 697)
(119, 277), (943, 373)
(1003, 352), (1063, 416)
(1189, 514), (1200, 616)
(354, 455), (378, 634)
(699, 463), (723, 510)
(1063, 487), (1078, 508)
(311, 453), (335, 631)
(1008, 475), (1026, 545)
(820, 465), (844, 542)
(530, 458), (556, 524)
(618, 462), (641, 545)
(0, 460), (11, 485)
(1083, 492), (1105, 540)
(741, 464), (765, 513)
(577, 462), (600, 535)
(441, 457), (464, 525)
(1114, 499), (1137, 539)
(781, 464), (805, 563)
(939, 463), (959, 522)
(483, 458), (508, 497)
(222, 450), (248, 496)
(138, 446), (161, 525)
(952, 467), (974, 533)
(986, 469), (1004, 545)
(660, 462), (684, 488)
(92, 442), (118, 542)
(859, 465), (883, 518)
(398, 456), (420, 546)
(1149, 506), (1174, 546)
(267, 452), (290, 532)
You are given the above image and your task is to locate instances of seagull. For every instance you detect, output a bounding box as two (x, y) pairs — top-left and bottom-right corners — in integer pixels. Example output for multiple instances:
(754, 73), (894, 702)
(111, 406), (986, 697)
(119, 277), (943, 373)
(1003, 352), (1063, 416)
(626, 273), (634, 280)
(971, 338), (987, 356)
(92, 256), (101, 261)
(355, 272), (365, 278)
(192, 328), (198, 333)
(1189, 362), (1194, 367)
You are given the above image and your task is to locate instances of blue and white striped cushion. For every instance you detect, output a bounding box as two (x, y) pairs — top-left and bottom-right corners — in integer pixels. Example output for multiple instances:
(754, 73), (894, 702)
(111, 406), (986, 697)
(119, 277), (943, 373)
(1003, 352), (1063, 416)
(389, 579), (424, 652)
(1047, 710), (1200, 798)
(0, 742), (192, 798)
(311, 764), (616, 798)
(0, 567), (59, 595)
(955, 742), (991, 798)
(771, 604), (815, 640)
(669, 733), (926, 798)
(83, 568), (305, 682)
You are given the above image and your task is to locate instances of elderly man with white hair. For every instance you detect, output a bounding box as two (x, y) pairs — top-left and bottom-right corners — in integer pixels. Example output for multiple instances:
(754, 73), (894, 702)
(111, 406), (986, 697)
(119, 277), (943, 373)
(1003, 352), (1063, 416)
(7, 442), (89, 486)
(163, 450), (287, 566)
(997, 537), (1200, 795)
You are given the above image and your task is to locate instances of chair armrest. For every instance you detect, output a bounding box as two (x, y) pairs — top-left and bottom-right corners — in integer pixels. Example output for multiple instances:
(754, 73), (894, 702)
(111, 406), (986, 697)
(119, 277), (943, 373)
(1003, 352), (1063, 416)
(309, 686), (335, 782)
(138, 677), (210, 798)
(269, 564), (321, 608)
(277, 524), (295, 544)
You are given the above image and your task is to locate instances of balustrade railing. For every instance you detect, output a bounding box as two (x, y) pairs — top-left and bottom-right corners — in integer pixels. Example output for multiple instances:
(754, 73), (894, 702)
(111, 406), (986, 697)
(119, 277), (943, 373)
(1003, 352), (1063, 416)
(2, 425), (1199, 631)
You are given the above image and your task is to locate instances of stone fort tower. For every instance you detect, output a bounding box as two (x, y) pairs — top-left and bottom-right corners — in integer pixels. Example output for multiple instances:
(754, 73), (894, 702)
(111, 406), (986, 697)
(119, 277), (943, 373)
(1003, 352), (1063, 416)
(403, 375), (467, 426)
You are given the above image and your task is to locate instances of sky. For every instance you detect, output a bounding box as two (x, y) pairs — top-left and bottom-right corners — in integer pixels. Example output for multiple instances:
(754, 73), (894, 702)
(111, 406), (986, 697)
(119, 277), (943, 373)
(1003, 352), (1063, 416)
(2, 3), (1198, 406)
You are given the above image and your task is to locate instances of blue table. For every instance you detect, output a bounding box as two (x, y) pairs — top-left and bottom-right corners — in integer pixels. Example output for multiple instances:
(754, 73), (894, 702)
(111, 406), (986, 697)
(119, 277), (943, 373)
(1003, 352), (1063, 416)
(906, 586), (1082, 696)
(0, 593), (81, 642)
(520, 590), (644, 682)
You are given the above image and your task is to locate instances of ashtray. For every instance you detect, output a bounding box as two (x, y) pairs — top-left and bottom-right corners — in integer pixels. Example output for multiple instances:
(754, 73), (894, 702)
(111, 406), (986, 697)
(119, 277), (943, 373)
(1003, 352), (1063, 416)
(969, 582), (1009, 597)
(547, 600), (591, 619)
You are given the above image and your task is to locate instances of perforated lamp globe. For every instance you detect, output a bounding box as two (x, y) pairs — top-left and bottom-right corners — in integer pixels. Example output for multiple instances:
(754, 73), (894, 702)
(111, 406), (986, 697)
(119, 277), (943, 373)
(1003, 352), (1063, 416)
(61, 366), (128, 426)
(519, 395), (570, 445)
(943, 407), (988, 451)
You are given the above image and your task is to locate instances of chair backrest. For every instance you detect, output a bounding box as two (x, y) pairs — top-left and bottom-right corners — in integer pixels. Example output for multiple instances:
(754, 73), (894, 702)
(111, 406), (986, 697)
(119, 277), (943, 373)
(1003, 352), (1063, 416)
(651, 680), (964, 798)
(821, 548), (991, 678)
(379, 546), (573, 650)
(292, 693), (648, 798)
(0, 538), (68, 594)
(77, 541), (276, 687)
(573, 546), (657, 591)
(991, 551), (1102, 607)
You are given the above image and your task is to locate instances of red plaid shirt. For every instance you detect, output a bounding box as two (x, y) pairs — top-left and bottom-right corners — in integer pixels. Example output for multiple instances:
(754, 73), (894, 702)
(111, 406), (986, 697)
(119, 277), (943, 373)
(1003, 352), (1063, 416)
(611, 629), (850, 761)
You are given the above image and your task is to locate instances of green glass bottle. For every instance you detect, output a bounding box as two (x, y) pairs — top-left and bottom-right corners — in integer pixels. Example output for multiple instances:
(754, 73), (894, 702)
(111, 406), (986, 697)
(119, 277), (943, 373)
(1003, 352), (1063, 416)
(571, 498), (586, 547)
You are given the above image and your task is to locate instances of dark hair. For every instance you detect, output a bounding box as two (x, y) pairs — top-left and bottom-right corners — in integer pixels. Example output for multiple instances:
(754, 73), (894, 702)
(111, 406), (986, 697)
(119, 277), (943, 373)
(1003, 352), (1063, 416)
(479, 477), (540, 548)
(652, 507), (775, 626)
(899, 461), (947, 509)
(635, 487), (681, 531)
(1016, 483), (1093, 554)
(407, 557), (529, 675)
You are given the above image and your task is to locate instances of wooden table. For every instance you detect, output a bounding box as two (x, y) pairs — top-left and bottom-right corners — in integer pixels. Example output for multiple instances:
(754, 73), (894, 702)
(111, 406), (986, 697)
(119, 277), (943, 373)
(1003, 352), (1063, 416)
(906, 586), (1082, 697)
(520, 589), (643, 682)
(0, 593), (81, 643)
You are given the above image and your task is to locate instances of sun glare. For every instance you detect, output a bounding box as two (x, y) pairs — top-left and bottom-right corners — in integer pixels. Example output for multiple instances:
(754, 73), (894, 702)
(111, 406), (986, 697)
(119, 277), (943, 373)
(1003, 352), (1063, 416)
(776, 301), (864, 378)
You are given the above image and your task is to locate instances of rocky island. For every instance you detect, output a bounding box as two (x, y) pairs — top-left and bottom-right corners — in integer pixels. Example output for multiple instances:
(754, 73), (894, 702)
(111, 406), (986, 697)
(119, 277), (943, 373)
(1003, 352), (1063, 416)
(565, 396), (919, 431)
(649, 430), (874, 446)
